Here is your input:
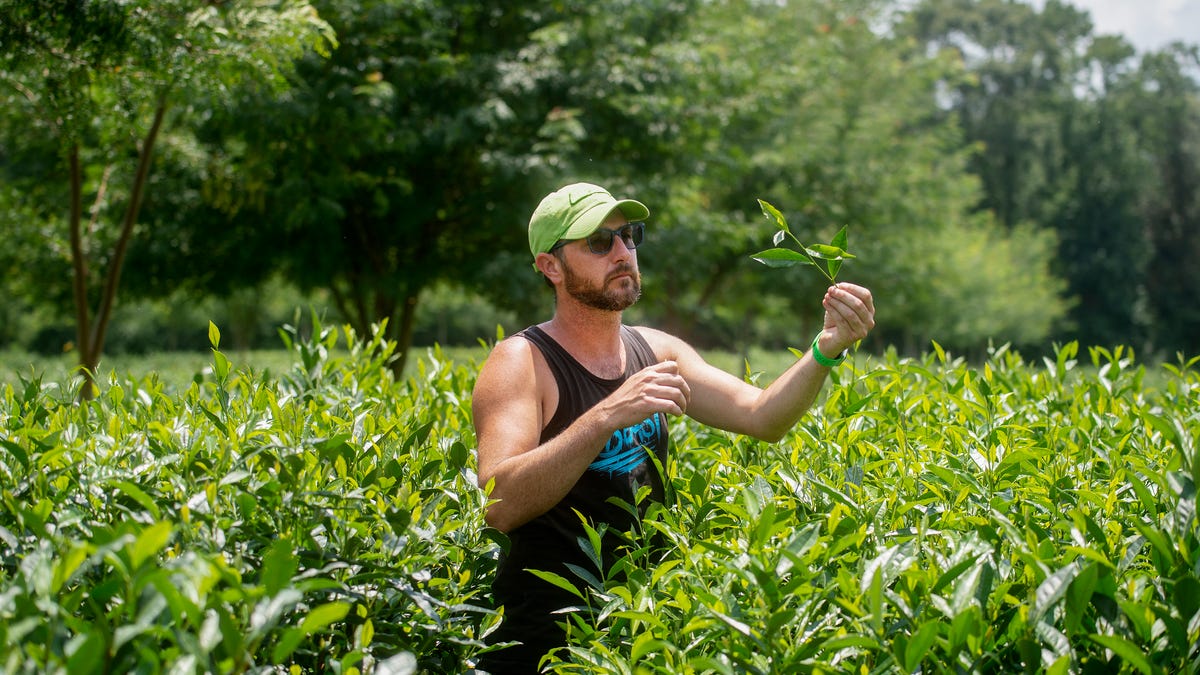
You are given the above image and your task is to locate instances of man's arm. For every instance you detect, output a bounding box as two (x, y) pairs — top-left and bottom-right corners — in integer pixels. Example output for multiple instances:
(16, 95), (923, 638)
(472, 337), (691, 533)
(640, 283), (875, 442)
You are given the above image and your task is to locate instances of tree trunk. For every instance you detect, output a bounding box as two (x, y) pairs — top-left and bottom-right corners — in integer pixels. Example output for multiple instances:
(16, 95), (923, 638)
(87, 96), (168, 367)
(391, 292), (420, 378)
(68, 144), (94, 396)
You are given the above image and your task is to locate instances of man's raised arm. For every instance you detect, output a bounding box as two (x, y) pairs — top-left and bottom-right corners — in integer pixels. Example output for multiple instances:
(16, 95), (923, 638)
(640, 282), (875, 442)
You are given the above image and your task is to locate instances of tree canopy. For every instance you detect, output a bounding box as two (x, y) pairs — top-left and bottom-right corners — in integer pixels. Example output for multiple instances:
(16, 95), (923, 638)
(0, 0), (335, 389)
(2, 0), (1198, 362)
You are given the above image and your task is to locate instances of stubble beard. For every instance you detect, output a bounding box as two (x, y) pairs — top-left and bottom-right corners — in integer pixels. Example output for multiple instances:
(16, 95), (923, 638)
(563, 261), (642, 312)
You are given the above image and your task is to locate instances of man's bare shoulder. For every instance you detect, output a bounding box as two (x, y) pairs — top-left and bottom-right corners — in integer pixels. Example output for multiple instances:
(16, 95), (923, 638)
(477, 333), (539, 382)
(473, 331), (556, 441)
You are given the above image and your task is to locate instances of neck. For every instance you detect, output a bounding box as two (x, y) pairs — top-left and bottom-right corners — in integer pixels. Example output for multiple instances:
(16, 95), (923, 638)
(541, 298), (626, 375)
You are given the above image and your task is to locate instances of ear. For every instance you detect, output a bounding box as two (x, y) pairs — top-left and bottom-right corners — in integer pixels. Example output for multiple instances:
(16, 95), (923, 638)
(535, 251), (564, 284)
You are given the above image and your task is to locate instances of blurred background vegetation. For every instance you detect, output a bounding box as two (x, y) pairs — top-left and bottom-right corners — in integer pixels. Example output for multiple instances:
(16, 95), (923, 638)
(1, 0), (1197, 376)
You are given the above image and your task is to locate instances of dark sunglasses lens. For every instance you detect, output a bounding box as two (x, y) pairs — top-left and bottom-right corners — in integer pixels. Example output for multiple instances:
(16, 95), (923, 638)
(624, 222), (644, 247)
(586, 229), (614, 254)
(585, 222), (644, 254)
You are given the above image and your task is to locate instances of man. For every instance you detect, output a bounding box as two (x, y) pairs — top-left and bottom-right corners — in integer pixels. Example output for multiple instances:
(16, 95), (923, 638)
(472, 182), (875, 673)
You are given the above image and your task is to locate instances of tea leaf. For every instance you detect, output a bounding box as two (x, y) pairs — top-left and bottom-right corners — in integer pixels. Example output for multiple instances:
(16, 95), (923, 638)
(804, 244), (855, 260)
(51, 543), (89, 593)
(1172, 576), (1200, 619)
(905, 622), (940, 672)
(751, 248), (813, 268)
(831, 224), (849, 252)
(261, 538), (297, 596)
(758, 199), (790, 233)
(130, 521), (173, 570)
(272, 627), (305, 664)
(0, 439), (29, 470)
(65, 628), (106, 675)
(711, 608), (756, 641)
(300, 601), (350, 634)
(829, 226), (850, 278)
(525, 569), (585, 600)
(631, 632), (669, 662)
(1033, 562), (1081, 622)
(112, 480), (162, 520)
(1087, 634), (1155, 675)
(563, 563), (605, 594)
(213, 350), (231, 381)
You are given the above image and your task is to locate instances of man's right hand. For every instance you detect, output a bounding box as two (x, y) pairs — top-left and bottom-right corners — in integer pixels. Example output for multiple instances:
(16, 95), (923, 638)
(599, 360), (692, 429)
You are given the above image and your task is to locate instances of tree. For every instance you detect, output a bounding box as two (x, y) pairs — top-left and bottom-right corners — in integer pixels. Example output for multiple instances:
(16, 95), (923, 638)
(611, 0), (1069, 354)
(0, 0), (333, 393)
(900, 0), (1095, 228)
(1128, 44), (1200, 355)
(1051, 36), (1154, 348)
(897, 0), (1196, 351)
(171, 0), (698, 375)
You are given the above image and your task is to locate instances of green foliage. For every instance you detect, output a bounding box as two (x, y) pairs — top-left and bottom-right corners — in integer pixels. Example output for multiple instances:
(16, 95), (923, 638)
(0, 320), (495, 672)
(0, 0), (337, 380)
(628, 0), (1068, 353)
(752, 199), (855, 283)
(900, 0), (1200, 355)
(2, 340), (1198, 671)
(2, 0), (1198, 361)
(181, 0), (643, 373)
(546, 343), (1200, 673)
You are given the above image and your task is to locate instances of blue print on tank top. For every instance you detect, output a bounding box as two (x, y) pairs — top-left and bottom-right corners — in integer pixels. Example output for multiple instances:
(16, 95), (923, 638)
(589, 415), (662, 476)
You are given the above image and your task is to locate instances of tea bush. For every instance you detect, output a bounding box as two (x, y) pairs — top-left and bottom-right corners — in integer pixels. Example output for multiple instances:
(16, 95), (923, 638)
(549, 344), (1200, 674)
(1, 323), (1197, 674)
(0, 319), (495, 673)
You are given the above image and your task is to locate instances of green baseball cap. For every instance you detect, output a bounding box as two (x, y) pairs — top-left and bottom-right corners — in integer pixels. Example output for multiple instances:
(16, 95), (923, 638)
(528, 182), (650, 259)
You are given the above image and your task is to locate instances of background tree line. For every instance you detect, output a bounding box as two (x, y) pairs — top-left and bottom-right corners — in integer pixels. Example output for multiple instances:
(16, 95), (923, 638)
(1, 0), (1197, 376)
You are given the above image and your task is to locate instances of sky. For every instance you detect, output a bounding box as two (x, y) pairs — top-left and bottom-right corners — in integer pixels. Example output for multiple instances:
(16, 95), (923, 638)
(1033, 0), (1200, 52)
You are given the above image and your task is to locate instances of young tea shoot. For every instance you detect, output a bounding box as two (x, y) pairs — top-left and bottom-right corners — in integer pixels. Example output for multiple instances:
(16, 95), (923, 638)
(751, 199), (854, 283)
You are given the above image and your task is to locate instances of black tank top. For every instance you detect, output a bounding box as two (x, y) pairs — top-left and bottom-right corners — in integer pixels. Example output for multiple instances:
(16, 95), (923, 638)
(488, 325), (669, 644)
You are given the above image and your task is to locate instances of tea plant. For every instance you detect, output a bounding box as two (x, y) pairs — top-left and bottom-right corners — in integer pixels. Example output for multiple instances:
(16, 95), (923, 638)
(0, 316), (498, 673)
(2, 323), (1197, 674)
(751, 199), (855, 283)
(545, 344), (1200, 674)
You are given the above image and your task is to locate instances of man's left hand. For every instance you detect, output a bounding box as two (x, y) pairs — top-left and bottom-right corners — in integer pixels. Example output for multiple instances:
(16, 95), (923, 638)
(819, 283), (876, 356)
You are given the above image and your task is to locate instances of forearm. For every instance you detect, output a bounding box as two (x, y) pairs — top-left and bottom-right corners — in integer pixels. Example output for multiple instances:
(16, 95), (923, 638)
(481, 407), (615, 533)
(474, 354), (691, 533)
(745, 352), (832, 442)
(744, 292), (867, 441)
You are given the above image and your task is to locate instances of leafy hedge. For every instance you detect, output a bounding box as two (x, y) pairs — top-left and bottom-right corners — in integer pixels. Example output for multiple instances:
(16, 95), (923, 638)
(549, 344), (1199, 674)
(1, 322), (1197, 673)
(0, 320), (495, 673)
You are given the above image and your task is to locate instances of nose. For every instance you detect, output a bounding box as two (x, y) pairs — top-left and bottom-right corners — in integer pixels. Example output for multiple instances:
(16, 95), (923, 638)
(609, 231), (634, 261)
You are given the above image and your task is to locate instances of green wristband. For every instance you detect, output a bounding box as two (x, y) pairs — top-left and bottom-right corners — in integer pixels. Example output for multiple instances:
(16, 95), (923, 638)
(810, 333), (847, 367)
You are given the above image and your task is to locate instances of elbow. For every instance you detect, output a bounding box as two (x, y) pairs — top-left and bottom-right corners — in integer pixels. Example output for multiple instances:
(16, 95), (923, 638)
(757, 428), (788, 444)
(478, 475), (513, 533)
(749, 405), (805, 444)
(483, 500), (520, 533)
(482, 499), (508, 532)
(749, 417), (791, 444)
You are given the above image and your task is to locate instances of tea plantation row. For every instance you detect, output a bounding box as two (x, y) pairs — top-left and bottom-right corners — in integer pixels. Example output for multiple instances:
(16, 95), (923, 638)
(0, 322), (1196, 673)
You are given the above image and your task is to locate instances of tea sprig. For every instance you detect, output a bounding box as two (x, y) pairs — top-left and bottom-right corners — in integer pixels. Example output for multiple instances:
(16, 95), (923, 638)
(751, 199), (855, 283)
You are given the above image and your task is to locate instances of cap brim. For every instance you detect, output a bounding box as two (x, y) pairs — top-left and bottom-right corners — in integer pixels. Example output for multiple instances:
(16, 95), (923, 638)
(559, 198), (650, 240)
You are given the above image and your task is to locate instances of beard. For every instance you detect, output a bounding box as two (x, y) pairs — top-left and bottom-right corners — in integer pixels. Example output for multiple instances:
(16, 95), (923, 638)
(563, 260), (642, 312)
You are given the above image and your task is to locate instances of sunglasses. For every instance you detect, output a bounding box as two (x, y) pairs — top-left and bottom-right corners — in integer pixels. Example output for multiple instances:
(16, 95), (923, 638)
(552, 221), (645, 255)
